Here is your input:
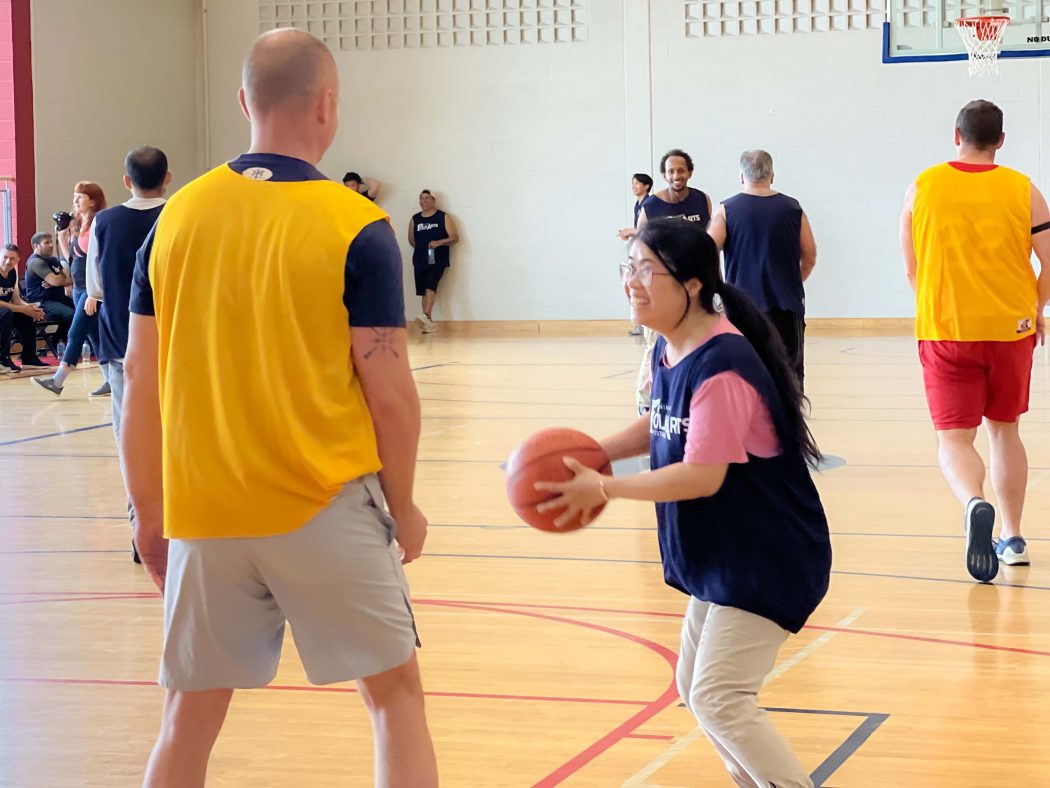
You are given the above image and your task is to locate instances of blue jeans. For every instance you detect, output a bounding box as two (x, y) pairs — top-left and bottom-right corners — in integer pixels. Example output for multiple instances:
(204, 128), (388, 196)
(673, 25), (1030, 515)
(62, 287), (101, 367)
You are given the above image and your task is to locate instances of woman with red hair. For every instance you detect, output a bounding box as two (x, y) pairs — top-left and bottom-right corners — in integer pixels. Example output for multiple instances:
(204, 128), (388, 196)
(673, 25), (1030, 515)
(33, 181), (110, 397)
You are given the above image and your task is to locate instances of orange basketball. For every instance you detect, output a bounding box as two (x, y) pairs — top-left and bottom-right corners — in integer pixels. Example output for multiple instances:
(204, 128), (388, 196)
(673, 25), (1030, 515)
(505, 428), (612, 532)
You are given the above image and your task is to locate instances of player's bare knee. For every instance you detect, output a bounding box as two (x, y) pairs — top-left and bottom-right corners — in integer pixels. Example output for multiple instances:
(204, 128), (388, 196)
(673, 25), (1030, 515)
(357, 657), (425, 711)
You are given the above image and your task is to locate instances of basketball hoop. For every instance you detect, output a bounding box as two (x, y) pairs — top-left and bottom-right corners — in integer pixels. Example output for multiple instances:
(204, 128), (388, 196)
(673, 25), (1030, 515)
(954, 15), (1009, 77)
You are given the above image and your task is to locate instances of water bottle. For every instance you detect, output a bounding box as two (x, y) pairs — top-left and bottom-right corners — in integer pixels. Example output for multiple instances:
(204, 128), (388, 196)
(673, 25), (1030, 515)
(427, 247), (436, 266)
(82, 341), (91, 365)
(56, 340), (66, 359)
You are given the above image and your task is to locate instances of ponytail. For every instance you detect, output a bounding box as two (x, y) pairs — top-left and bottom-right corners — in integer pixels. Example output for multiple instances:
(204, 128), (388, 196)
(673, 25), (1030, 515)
(717, 282), (822, 468)
(633, 219), (822, 468)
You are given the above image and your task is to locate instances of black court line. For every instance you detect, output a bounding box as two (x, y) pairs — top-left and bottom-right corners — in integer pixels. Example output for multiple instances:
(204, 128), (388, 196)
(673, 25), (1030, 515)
(760, 707), (890, 786)
(6, 516), (1050, 546)
(411, 363), (449, 372)
(2, 543), (1044, 591)
(0, 452), (121, 459)
(0, 423), (112, 448)
(0, 549), (127, 555)
(0, 364), (443, 450)
(0, 514), (126, 520)
(412, 554), (1050, 591)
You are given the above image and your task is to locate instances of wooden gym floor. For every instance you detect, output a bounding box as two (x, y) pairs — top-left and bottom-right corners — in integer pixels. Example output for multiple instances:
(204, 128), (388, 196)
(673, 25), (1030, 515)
(1, 326), (1048, 787)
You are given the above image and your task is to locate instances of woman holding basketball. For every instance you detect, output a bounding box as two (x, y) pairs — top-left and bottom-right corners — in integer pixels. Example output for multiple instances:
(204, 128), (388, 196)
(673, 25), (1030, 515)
(536, 219), (831, 788)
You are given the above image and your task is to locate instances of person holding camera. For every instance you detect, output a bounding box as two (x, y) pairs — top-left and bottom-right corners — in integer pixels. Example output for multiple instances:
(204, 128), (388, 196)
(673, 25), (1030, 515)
(33, 181), (110, 397)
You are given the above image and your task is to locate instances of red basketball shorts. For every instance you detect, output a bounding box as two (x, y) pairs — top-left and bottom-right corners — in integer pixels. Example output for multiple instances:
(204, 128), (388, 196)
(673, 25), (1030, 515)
(918, 335), (1037, 430)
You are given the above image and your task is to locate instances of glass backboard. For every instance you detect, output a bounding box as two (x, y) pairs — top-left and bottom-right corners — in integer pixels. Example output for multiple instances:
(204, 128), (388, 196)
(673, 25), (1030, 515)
(883, 0), (1050, 61)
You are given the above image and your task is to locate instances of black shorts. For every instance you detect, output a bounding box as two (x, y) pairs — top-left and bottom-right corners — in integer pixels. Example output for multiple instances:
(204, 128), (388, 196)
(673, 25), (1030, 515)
(414, 264), (447, 296)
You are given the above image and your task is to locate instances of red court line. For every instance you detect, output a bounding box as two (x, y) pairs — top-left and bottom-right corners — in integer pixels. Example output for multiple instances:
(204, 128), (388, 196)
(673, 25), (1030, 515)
(0, 676), (649, 707)
(423, 600), (1050, 661)
(807, 625), (1050, 658)
(0, 594), (158, 606)
(0, 590), (159, 597)
(625, 733), (676, 741)
(422, 600), (681, 787)
(10, 592), (1050, 660)
(415, 598), (681, 618)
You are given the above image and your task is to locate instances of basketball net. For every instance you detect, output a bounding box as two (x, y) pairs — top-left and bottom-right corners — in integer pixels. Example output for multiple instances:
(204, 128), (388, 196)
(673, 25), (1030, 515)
(954, 16), (1009, 77)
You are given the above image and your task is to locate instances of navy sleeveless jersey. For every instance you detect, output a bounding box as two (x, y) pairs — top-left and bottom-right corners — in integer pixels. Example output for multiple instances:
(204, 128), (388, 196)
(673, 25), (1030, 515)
(642, 188), (711, 226)
(649, 332), (831, 633)
(412, 210), (450, 268)
(95, 204), (165, 363)
(722, 193), (804, 314)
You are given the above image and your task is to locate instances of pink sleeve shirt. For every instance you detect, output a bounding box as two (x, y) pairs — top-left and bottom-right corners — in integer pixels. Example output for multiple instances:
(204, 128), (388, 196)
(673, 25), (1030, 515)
(660, 316), (781, 464)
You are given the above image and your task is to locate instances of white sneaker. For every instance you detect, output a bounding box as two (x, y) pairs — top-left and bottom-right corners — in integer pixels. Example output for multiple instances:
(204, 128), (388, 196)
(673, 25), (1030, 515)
(416, 314), (436, 332)
(995, 536), (1031, 566)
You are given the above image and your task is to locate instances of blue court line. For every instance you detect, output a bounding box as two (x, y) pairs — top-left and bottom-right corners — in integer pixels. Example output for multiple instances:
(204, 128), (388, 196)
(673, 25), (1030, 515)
(0, 423), (112, 448)
(760, 707), (890, 786)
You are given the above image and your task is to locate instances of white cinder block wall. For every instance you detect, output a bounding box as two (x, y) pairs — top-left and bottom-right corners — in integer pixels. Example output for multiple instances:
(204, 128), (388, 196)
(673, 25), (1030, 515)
(648, 14), (1050, 318)
(30, 0), (1050, 320)
(205, 0), (631, 321)
(30, 0), (204, 233)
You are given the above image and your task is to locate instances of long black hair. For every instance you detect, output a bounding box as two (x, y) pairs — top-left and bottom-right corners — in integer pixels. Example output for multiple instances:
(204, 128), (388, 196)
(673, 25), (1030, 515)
(634, 219), (822, 467)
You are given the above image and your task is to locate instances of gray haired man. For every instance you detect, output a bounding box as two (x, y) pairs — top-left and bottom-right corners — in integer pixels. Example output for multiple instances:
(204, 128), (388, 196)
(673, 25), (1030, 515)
(708, 150), (816, 387)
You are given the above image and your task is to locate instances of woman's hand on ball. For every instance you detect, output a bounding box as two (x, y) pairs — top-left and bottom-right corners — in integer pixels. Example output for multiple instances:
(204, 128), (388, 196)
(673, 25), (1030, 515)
(534, 456), (608, 529)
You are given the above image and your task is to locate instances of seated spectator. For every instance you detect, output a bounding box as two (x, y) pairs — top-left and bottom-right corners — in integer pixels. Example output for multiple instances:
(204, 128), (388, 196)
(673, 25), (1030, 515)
(0, 243), (48, 372)
(342, 171), (381, 201)
(24, 231), (74, 345)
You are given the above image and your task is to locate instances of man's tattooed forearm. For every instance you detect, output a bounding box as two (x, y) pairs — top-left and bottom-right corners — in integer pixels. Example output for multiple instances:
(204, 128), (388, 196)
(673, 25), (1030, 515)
(362, 328), (400, 360)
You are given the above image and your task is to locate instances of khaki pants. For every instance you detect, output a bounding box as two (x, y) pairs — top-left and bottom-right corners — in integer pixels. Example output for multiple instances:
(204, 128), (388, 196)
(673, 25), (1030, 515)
(676, 598), (813, 788)
(636, 327), (658, 411)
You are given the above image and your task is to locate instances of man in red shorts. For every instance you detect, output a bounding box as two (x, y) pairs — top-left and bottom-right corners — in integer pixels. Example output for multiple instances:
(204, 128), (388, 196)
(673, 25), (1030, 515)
(901, 99), (1050, 583)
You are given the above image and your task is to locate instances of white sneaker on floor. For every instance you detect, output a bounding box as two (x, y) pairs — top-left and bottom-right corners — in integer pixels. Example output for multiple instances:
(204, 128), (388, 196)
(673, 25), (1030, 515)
(416, 314), (436, 332)
(996, 536), (1030, 566)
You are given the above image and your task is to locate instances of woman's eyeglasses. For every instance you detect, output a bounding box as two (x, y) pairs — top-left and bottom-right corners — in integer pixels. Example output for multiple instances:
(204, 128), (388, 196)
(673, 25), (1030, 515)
(619, 262), (674, 288)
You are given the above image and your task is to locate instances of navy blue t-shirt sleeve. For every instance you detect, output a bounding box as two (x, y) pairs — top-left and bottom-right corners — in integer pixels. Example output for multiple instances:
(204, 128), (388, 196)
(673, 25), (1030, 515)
(128, 224), (157, 317)
(344, 219), (406, 328)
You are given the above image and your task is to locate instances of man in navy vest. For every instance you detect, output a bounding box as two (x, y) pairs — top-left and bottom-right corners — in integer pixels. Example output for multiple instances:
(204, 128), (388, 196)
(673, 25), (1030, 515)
(709, 150), (816, 387)
(634, 149), (713, 413)
(86, 146), (170, 562)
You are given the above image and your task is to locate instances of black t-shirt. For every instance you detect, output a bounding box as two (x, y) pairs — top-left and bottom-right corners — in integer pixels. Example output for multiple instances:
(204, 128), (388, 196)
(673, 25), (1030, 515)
(25, 254), (66, 302)
(0, 267), (16, 303)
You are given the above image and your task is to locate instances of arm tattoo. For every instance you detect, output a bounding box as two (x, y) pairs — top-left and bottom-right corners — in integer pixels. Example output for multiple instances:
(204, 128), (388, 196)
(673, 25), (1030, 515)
(362, 328), (400, 360)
